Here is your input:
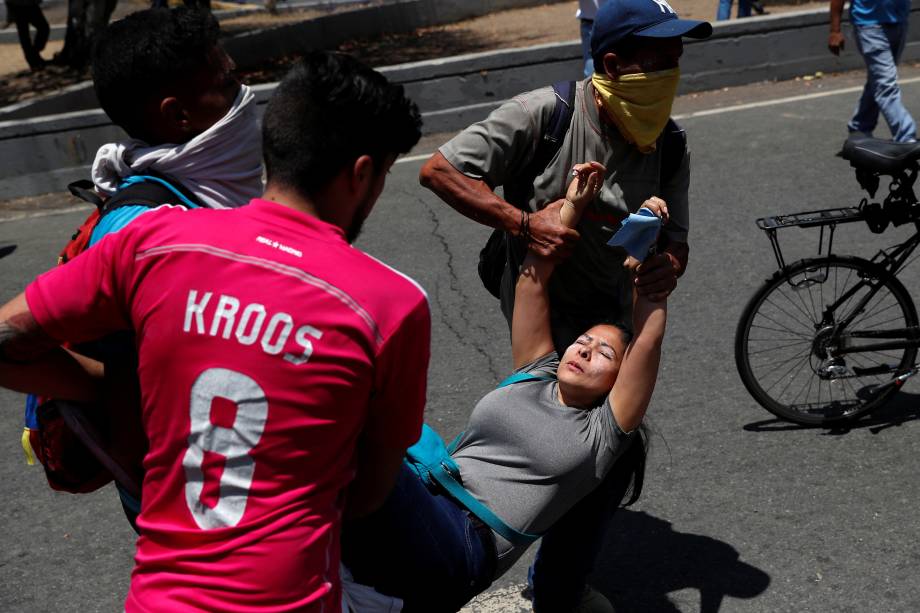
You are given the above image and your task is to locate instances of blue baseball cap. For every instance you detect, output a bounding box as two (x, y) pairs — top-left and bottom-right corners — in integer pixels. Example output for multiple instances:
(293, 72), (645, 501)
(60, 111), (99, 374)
(591, 0), (712, 58)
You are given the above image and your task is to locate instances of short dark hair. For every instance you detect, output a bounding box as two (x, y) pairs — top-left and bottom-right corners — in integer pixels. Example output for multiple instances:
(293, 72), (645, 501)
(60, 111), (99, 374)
(92, 7), (220, 139)
(262, 52), (422, 198)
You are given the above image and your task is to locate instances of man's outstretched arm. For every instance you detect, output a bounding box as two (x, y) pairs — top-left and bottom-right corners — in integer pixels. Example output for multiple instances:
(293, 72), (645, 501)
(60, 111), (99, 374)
(0, 293), (102, 402)
(420, 152), (580, 259)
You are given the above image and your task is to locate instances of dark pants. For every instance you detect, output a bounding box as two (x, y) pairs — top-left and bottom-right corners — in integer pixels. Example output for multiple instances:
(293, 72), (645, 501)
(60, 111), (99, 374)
(342, 464), (497, 613)
(529, 454), (633, 610)
(7, 2), (48, 70)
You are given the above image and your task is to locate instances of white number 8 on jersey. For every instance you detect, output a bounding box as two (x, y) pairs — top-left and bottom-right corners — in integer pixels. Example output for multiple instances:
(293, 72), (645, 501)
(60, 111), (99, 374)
(183, 368), (268, 529)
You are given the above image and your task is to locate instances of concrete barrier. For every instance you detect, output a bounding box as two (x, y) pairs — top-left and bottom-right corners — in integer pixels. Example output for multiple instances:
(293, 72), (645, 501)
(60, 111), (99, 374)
(0, 0), (381, 46)
(223, 0), (571, 70)
(0, 0), (568, 120)
(2, 4), (920, 200)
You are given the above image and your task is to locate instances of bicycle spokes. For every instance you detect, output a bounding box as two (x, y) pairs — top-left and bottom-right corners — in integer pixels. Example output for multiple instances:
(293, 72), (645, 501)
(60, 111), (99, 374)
(736, 257), (918, 425)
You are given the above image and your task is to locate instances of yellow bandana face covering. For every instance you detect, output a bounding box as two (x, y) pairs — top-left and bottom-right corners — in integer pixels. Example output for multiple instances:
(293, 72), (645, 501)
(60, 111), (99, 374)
(591, 68), (680, 153)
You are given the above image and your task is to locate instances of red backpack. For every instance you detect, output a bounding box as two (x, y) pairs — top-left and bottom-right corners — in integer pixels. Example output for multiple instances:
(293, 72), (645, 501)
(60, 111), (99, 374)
(23, 173), (204, 498)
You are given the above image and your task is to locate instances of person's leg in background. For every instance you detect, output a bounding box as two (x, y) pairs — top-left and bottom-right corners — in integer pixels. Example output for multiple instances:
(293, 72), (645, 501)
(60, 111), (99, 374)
(849, 25), (883, 138)
(716, 0), (733, 21)
(737, 0), (752, 18)
(10, 3), (44, 70)
(879, 21), (917, 142)
(529, 441), (639, 612)
(851, 24), (916, 142)
(25, 2), (48, 56)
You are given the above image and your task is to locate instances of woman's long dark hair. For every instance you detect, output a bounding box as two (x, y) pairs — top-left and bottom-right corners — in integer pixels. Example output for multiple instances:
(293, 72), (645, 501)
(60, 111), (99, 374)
(613, 423), (649, 507)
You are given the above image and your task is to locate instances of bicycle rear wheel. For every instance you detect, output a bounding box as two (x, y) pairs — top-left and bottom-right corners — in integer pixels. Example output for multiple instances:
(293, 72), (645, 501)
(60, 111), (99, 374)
(735, 256), (918, 426)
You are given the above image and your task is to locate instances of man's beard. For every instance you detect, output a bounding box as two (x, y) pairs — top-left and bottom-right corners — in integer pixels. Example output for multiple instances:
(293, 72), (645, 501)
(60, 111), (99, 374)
(345, 215), (365, 244)
(346, 190), (376, 243)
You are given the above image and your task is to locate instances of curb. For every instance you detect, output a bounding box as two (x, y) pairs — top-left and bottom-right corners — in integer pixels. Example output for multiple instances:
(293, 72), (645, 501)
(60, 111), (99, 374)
(0, 0), (374, 45)
(0, 0), (567, 121)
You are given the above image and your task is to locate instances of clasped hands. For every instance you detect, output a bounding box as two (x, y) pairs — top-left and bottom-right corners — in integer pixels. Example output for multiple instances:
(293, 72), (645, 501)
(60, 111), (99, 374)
(622, 197), (677, 302)
(525, 161), (678, 302)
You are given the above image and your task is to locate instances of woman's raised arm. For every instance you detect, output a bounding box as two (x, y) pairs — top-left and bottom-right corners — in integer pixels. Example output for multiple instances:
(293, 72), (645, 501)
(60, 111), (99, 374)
(511, 162), (605, 369)
(607, 198), (671, 434)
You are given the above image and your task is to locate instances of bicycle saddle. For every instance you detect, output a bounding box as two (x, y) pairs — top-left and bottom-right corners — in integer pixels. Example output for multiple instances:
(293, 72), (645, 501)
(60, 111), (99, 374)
(839, 135), (920, 174)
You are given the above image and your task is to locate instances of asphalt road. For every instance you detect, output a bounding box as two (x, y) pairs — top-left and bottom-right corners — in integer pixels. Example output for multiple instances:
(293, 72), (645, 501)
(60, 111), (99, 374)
(3, 67), (920, 612)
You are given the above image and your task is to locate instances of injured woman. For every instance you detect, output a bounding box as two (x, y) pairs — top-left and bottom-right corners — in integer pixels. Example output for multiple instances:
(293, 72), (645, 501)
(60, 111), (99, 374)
(342, 161), (669, 612)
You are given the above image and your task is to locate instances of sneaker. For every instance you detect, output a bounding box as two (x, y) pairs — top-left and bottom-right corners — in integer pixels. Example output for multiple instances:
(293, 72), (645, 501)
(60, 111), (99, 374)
(569, 586), (614, 613)
(523, 583), (614, 613)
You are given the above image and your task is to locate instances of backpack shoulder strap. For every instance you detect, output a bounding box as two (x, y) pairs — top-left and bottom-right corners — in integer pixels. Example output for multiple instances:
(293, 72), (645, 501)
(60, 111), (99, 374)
(659, 118), (687, 185)
(405, 425), (540, 545)
(497, 371), (553, 388)
(105, 173), (204, 215)
(67, 179), (105, 210)
(545, 80), (578, 151)
(517, 80), (578, 197)
(66, 172), (206, 215)
(429, 461), (541, 546)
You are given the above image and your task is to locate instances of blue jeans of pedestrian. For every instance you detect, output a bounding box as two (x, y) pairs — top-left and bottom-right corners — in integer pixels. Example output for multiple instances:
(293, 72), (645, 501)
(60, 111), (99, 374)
(580, 18), (594, 78)
(716, 0), (751, 20)
(850, 22), (917, 143)
(341, 464), (496, 613)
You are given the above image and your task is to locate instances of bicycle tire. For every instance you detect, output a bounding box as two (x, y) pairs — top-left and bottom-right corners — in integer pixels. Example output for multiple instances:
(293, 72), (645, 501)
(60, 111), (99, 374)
(735, 256), (918, 426)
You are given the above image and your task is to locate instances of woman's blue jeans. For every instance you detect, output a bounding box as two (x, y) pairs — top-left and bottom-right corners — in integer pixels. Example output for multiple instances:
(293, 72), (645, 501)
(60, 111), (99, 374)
(341, 464), (496, 613)
(850, 22), (917, 143)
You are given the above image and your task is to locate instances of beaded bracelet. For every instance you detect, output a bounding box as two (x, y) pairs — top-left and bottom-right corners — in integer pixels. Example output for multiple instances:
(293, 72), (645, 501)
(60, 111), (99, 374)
(519, 208), (531, 243)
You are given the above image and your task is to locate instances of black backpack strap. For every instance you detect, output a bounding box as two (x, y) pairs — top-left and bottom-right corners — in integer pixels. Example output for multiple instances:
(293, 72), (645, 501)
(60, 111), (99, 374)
(101, 173), (206, 219)
(656, 118), (688, 252)
(659, 118), (687, 184)
(67, 179), (106, 210)
(103, 180), (186, 215)
(520, 80), (578, 189)
(129, 168), (207, 209)
(67, 171), (206, 215)
(67, 170), (208, 217)
(479, 81), (579, 302)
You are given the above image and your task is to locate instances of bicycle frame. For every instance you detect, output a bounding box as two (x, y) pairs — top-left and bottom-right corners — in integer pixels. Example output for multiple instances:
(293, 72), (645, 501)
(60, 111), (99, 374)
(831, 225), (920, 357)
(754, 167), (920, 365)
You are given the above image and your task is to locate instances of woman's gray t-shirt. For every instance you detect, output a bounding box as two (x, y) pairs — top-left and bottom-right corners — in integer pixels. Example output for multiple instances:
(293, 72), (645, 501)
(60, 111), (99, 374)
(450, 353), (635, 575)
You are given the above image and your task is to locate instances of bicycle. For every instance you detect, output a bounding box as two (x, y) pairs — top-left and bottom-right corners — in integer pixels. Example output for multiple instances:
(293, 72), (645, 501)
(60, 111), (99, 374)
(735, 135), (920, 426)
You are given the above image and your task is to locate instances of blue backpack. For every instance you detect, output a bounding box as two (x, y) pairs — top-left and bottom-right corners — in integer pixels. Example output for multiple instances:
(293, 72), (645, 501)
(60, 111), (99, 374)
(403, 371), (551, 546)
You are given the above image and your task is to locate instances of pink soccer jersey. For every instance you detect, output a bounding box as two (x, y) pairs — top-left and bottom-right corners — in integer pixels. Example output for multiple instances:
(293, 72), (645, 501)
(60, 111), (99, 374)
(25, 199), (431, 612)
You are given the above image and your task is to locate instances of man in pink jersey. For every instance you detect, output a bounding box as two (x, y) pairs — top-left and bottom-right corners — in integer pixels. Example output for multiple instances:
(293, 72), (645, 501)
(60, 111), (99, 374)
(0, 52), (428, 612)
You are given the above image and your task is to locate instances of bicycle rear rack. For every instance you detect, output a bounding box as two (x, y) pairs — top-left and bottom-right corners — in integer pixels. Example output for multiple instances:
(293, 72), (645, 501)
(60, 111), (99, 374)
(756, 206), (865, 271)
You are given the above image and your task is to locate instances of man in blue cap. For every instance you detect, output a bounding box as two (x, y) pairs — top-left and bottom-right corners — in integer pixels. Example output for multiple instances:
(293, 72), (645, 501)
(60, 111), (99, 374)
(421, 1), (710, 610)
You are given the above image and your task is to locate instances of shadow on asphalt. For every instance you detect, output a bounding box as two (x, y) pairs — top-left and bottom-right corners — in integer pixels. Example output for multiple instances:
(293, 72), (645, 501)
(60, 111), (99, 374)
(741, 390), (920, 435)
(592, 510), (770, 613)
(0, 243), (16, 259)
